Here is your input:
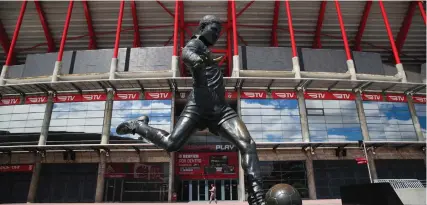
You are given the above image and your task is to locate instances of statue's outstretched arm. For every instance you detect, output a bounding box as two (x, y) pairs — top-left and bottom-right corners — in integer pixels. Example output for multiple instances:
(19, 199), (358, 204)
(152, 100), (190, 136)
(181, 38), (211, 69)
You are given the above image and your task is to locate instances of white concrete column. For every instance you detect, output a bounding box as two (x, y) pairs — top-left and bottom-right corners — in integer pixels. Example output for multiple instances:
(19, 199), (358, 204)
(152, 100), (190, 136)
(95, 152), (107, 202)
(171, 55), (179, 78)
(347, 59), (357, 81)
(236, 88), (245, 201)
(232, 55), (240, 77)
(100, 89), (114, 145)
(109, 58), (118, 80)
(355, 91), (370, 141)
(292, 56), (301, 79)
(38, 92), (55, 145)
(406, 94), (425, 141)
(305, 151), (317, 200)
(395, 63), (407, 83)
(168, 91), (176, 202)
(297, 89), (310, 142)
(366, 148), (378, 181)
(0, 65), (8, 85)
(26, 156), (42, 203)
(51, 61), (62, 82)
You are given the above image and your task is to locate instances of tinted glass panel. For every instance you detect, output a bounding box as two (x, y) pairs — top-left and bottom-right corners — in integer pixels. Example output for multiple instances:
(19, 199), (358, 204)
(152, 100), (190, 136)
(414, 104), (426, 139)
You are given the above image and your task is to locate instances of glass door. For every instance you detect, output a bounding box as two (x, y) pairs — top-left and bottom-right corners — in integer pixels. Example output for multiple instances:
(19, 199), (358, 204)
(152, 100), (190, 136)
(224, 180), (231, 200)
(231, 180), (238, 200)
(199, 180), (207, 201)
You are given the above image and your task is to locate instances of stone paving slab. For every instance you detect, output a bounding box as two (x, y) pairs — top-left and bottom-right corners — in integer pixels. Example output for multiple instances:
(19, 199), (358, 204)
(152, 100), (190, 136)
(2, 200), (342, 205)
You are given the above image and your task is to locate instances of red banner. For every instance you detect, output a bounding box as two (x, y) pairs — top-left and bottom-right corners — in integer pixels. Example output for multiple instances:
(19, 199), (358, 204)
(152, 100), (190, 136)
(271, 91), (297, 99)
(0, 164), (34, 172)
(304, 91), (355, 100)
(54, 93), (107, 103)
(240, 91), (267, 99)
(177, 91), (237, 100)
(25, 96), (48, 104)
(175, 152), (238, 180)
(0, 97), (21, 106)
(105, 163), (164, 181)
(144, 91), (172, 100)
(114, 91), (140, 101)
(361, 93), (383, 101)
(385, 94), (407, 102)
(412, 95), (426, 104)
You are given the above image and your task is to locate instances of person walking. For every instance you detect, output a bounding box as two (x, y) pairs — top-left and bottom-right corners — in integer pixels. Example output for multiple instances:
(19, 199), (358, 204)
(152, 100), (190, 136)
(209, 184), (217, 204)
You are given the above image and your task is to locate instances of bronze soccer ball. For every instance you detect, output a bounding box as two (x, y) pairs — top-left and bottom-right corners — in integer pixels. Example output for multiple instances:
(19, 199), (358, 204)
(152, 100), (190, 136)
(265, 184), (302, 205)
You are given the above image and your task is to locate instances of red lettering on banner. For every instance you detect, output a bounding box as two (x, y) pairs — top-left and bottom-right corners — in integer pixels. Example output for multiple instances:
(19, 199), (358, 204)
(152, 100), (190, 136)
(82, 93), (107, 101)
(304, 91), (355, 100)
(114, 92), (140, 101)
(241, 91), (267, 99)
(0, 165), (34, 172)
(145, 92), (171, 100)
(362, 93), (383, 101)
(412, 95), (426, 104)
(0, 97), (21, 106)
(54, 94), (82, 103)
(225, 91), (237, 99)
(105, 163), (163, 181)
(25, 96), (47, 104)
(386, 94), (407, 102)
(271, 91), (297, 99)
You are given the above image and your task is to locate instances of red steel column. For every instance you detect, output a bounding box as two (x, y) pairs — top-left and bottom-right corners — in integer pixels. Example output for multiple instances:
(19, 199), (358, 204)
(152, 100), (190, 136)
(418, 1), (426, 25)
(354, 1), (373, 51)
(270, 0), (280, 47)
(334, 0), (356, 80)
(231, 0), (240, 77)
(171, 0), (180, 77)
(179, 1), (185, 77)
(285, 0), (301, 79)
(0, 0), (27, 85)
(52, 0), (73, 82)
(227, 1), (233, 77)
(379, 0), (407, 82)
(109, 0), (125, 80)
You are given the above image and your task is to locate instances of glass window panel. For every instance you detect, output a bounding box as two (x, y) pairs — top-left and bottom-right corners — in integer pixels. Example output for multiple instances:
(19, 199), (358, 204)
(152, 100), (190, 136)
(305, 100), (323, 108)
(242, 115), (262, 124)
(0, 114), (11, 121)
(0, 106), (13, 114)
(308, 116), (325, 123)
(322, 100), (340, 109)
(325, 116), (343, 124)
(0, 104), (46, 136)
(0, 121), (10, 129)
(342, 116), (360, 124)
(241, 108), (262, 116)
(11, 113), (28, 121)
(307, 108), (324, 116)
(27, 112), (45, 120)
(310, 124), (327, 131)
(25, 120), (43, 128)
(261, 116), (282, 123)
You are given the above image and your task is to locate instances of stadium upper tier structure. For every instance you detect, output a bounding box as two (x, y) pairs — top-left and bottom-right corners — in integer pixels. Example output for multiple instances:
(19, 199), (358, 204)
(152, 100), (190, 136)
(0, 0), (426, 204)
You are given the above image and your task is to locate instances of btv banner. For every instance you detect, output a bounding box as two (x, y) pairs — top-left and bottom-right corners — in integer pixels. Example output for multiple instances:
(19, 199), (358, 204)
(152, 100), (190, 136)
(175, 152), (238, 180)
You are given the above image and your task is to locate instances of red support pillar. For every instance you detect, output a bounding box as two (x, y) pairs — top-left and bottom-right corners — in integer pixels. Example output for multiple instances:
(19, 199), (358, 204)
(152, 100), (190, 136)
(109, 0), (124, 80)
(270, 0), (280, 47)
(418, 1), (426, 25)
(131, 0), (141, 47)
(5, 1), (27, 66)
(34, 0), (56, 52)
(230, 0), (239, 77)
(379, 0), (407, 82)
(52, 0), (73, 82)
(395, 2), (417, 53)
(285, 0), (297, 57)
(82, 0), (97, 49)
(334, 0), (356, 80)
(354, 1), (372, 51)
(236, 0), (255, 18)
(227, 1), (233, 77)
(179, 1), (185, 77)
(0, 20), (11, 57)
(171, 0), (180, 77)
(313, 1), (327, 48)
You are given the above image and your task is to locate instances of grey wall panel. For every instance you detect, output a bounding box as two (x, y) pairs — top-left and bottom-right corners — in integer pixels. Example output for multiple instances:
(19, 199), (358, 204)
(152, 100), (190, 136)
(237, 46), (293, 71)
(72, 48), (127, 74)
(7, 64), (25, 78)
(352, 51), (385, 75)
(128, 46), (172, 71)
(300, 48), (348, 73)
(421, 63), (426, 82)
(405, 70), (423, 83)
(383, 63), (397, 76)
(23, 51), (73, 77)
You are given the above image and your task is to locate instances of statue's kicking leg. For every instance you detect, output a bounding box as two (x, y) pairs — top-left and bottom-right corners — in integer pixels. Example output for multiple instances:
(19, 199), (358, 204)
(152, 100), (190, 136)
(218, 117), (265, 205)
(116, 116), (197, 152)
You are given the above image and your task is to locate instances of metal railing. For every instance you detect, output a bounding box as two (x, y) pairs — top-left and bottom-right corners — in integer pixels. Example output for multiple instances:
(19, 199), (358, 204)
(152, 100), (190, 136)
(374, 179), (425, 189)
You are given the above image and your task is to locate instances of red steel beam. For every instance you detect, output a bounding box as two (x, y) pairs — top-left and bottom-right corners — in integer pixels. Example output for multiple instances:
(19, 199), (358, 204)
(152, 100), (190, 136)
(227, 1), (232, 77)
(6, 1), (27, 66)
(418, 1), (426, 25)
(395, 1), (417, 53)
(354, 1), (372, 51)
(231, 0), (238, 56)
(0, 20), (11, 56)
(179, 1), (185, 76)
(131, 0), (141, 47)
(313, 1), (327, 48)
(379, 0), (401, 64)
(113, 1), (125, 58)
(236, 0), (255, 18)
(334, 0), (352, 60)
(285, 0), (297, 57)
(172, 0), (179, 56)
(82, 0), (96, 49)
(34, 0), (55, 52)
(156, 0), (174, 18)
(271, 0), (280, 47)
(57, 0), (73, 61)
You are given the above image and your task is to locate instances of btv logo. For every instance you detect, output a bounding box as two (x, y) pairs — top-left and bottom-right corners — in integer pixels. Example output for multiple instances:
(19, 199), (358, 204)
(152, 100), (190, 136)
(389, 95), (405, 102)
(413, 96), (426, 103)
(57, 95), (75, 102)
(1, 98), (19, 105)
(148, 92), (169, 99)
(83, 94), (102, 101)
(28, 96), (46, 103)
(244, 92), (264, 98)
(364, 94), (381, 101)
(275, 92), (295, 99)
(117, 93), (137, 100)
(307, 92), (325, 99)
(332, 93), (351, 100)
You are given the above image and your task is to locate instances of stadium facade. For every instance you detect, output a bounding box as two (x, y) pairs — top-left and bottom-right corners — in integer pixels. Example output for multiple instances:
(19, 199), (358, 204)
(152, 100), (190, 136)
(0, 0), (426, 203)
